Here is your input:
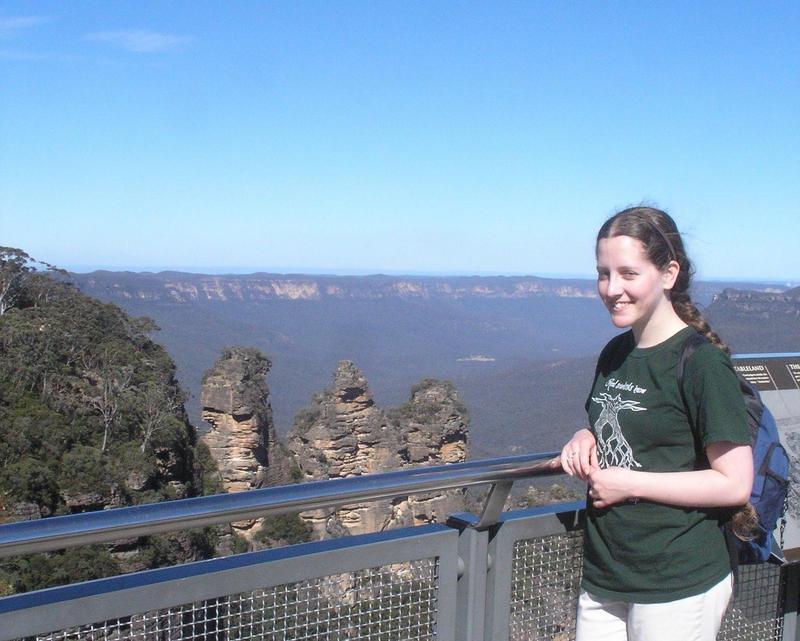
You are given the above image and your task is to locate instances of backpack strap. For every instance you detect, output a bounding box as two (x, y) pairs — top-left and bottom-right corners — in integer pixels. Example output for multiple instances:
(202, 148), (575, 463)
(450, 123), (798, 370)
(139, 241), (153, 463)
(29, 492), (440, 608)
(675, 331), (711, 438)
(675, 331), (742, 590)
(675, 331), (710, 396)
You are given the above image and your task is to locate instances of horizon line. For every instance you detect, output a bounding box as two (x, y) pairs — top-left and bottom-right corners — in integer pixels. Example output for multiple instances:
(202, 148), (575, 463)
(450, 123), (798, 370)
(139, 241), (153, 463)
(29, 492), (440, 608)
(64, 264), (800, 286)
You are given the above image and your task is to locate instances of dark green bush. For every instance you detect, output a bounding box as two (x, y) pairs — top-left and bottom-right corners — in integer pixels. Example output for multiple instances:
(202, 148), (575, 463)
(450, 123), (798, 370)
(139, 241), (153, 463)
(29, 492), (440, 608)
(0, 546), (120, 593)
(254, 514), (312, 545)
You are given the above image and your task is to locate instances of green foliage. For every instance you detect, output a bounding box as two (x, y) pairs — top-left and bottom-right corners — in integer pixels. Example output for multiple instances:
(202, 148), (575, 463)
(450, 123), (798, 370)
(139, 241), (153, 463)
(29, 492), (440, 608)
(194, 441), (225, 495)
(254, 514), (313, 546)
(0, 576), (13, 597)
(0, 256), (223, 594)
(230, 532), (250, 555)
(523, 483), (582, 507)
(0, 457), (60, 513)
(135, 529), (217, 568)
(107, 442), (155, 493)
(291, 406), (321, 433)
(0, 247), (64, 316)
(58, 445), (110, 494)
(388, 379), (468, 425)
(0, 546), (120, 593)
(289, 462), (304, 482)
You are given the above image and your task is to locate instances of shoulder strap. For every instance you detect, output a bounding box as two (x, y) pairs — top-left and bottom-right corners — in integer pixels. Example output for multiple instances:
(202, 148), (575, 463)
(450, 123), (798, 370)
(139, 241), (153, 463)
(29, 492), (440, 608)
(675, 331), (710, 403)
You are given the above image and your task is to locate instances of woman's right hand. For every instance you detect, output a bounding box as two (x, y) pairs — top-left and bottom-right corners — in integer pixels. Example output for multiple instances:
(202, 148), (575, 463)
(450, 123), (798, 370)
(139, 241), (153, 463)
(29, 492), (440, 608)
(559, 428), (597, 481)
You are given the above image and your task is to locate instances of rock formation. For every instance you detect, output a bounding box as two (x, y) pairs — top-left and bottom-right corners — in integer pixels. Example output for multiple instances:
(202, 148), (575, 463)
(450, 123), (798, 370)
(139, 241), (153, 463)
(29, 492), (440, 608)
(388, 378), (471, 526)
(286, 361), (469, 538)
(706, 287), (800, 353)
(201, 347), (290, 537)
(710, 287), (800, 315)
(392, 378), (469, 466)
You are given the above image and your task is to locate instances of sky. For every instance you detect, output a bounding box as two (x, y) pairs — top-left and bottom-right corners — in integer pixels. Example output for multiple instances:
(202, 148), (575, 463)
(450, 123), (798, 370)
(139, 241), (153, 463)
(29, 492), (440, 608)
(1, 2), (798, 282)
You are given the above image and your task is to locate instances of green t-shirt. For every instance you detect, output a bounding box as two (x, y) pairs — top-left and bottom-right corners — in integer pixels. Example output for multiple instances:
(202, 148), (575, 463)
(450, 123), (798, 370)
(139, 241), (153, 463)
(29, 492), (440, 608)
(582, 326), (750, 603)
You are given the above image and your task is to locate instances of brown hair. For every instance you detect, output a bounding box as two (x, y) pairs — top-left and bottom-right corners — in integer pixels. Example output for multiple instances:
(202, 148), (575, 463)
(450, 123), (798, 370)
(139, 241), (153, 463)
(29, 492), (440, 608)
(599, 206), (756, 537)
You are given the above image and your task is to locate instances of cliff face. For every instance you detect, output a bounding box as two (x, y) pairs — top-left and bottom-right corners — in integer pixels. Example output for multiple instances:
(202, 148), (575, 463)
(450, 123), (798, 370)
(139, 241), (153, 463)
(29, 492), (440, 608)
(72, 271), (598, 302)
(201, 347), (290, 536)
(710, 287), (800, 314)
(286, 362), (469, 538)
(706, 287), (800, 353)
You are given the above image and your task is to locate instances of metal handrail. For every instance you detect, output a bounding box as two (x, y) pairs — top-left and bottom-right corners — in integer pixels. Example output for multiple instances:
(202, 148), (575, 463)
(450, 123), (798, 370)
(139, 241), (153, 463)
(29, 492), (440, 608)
(0, 451), (561, 558)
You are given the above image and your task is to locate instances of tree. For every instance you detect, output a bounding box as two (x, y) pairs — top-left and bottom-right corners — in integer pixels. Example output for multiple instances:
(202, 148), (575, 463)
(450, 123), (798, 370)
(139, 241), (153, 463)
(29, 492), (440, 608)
(139, 379), (183, 452)
(81, 347), (134, 453)
(0, 247), (67, 315)
(0, 247), (32, 315)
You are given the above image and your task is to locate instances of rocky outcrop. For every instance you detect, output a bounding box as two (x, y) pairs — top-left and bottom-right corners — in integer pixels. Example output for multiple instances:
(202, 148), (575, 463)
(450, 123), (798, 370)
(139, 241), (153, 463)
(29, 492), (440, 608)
(286, 362), (469, 538)
(389, 378), (470, 526)
(288, 362), (404, 480)
(392, 379), (469, 466)
(710, 287), (800, 315)
(706, 287), (800, 353)
(201, 347), (290, 536)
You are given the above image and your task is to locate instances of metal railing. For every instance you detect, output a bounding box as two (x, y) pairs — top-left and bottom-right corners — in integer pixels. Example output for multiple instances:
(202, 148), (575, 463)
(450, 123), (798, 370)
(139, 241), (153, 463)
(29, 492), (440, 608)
(0, 452), (559, 558)
(0, 453), (796, 641)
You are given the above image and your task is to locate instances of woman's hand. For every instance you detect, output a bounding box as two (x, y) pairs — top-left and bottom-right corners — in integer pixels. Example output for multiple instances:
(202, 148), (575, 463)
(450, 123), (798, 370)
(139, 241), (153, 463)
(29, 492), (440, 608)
(582, 442), (753, 509)
(586, 466), (635, 508)
(555, 428), (597, 481)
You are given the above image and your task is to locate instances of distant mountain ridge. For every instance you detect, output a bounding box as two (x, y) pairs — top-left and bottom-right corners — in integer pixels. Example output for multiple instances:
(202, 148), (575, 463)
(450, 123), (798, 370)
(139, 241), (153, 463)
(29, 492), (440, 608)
(706, 286), (800, 353)
(712, 286), (800, 310)
(71, 270), (790, 307)
(74, 271), (598, 302)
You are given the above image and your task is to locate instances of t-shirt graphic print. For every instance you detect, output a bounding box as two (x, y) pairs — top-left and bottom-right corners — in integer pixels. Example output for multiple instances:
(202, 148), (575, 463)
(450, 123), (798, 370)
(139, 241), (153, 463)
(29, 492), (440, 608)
(590, 392), (645, 469)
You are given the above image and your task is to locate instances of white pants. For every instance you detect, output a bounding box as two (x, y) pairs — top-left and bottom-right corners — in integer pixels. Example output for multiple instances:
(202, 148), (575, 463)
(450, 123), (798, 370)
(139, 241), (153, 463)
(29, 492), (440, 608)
(575, 574), (733, 641)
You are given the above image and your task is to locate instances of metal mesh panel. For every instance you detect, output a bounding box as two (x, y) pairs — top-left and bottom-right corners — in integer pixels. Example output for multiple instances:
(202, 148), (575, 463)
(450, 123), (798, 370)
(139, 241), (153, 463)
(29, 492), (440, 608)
(506, 531), (786, 641)
(19, 557), (439, 641)
(718, 563), (785, 641)
(508, 530), (584, 641)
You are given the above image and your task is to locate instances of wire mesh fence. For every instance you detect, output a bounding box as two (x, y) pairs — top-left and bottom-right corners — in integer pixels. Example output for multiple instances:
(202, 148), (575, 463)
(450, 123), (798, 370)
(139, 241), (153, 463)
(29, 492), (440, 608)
(719, 563), (785, 641)
(506, 530), (787, 641)
(3, 512), (793, 641)
(16, 558), (440, 641)
(508, 531), (584, 641)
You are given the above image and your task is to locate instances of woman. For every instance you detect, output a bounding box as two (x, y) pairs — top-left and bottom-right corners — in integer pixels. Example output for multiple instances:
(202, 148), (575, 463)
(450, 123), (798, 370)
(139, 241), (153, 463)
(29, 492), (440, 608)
(558, 206), (753, 641)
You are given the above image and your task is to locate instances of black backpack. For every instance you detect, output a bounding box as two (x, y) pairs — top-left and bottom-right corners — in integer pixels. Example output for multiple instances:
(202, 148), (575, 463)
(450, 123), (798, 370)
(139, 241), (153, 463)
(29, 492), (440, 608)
(677, 332), (790, 567)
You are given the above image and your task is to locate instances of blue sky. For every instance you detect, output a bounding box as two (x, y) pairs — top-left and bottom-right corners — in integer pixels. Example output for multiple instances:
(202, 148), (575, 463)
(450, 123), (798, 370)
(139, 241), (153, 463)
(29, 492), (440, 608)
(1, 2), (798, 281)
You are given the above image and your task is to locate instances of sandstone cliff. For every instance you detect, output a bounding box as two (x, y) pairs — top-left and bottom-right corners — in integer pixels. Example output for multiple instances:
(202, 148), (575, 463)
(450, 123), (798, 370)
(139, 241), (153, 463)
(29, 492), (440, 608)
(201, 347), (291, 537)
(711, 287), (800, 313)
(72, 271), (599, 302)
(286, 361), (469, 538)
(706, 287), (800, 353)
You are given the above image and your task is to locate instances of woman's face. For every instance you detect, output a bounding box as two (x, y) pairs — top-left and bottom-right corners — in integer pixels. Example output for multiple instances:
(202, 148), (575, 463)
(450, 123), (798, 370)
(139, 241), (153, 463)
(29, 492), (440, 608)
(596, 235), (674, 333)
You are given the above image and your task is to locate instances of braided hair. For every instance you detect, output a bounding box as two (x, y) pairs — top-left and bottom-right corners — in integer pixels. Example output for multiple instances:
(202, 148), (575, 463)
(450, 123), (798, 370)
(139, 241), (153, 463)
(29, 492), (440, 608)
(598, 206), (757, 539)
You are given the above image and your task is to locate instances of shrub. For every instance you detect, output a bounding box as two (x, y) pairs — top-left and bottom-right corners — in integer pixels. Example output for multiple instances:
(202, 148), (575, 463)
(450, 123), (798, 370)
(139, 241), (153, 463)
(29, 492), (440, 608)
(254, 514), (312, 545)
